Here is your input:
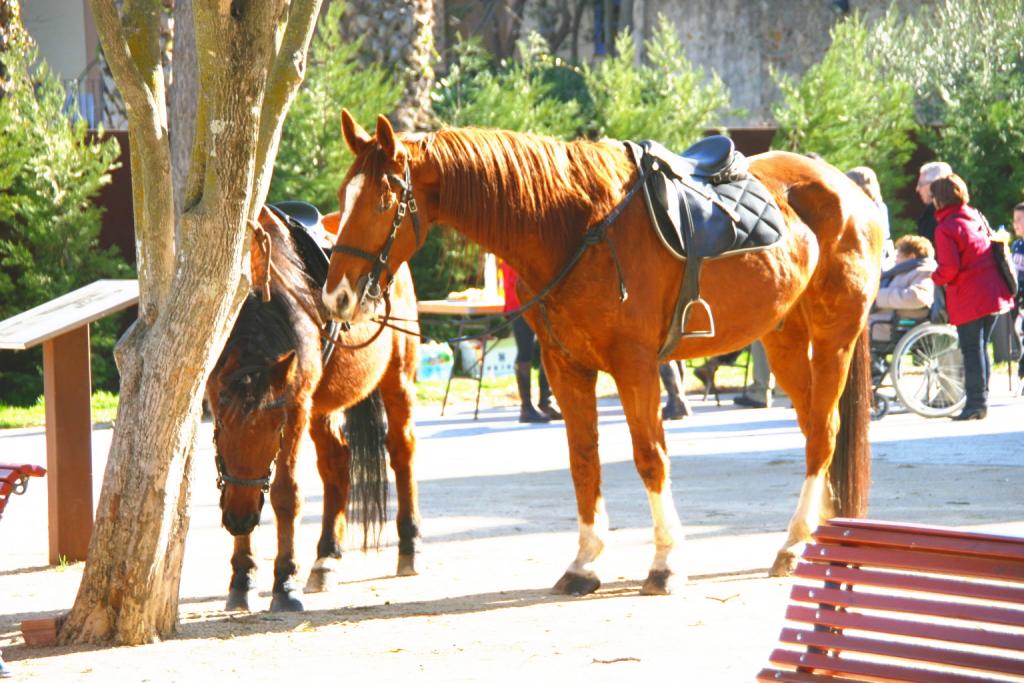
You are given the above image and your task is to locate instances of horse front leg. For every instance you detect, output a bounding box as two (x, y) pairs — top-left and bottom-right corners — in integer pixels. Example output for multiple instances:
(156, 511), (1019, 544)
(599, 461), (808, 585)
(614, 363), (685, 594)
(542, 351), (605, 595)
(380, 359), (421, 576)
(305, 413), (350, 593)
(226, 534), (256, 611)
(270, 427), (306, 611)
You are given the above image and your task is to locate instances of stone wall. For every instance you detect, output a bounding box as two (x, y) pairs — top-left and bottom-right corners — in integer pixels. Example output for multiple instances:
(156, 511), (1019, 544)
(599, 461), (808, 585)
(635, 0), (933, 125)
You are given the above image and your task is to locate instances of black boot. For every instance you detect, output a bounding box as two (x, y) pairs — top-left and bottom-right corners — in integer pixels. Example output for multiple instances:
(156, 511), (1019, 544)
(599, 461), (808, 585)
(537, 365), (563, 420)
(516, 362), (549, 423)
(659, 363), (691, 420)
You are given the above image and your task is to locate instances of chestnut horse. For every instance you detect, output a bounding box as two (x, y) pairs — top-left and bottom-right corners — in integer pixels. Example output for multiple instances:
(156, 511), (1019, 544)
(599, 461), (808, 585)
(207, 206), (420, 611)
(322, 112), (880, 594)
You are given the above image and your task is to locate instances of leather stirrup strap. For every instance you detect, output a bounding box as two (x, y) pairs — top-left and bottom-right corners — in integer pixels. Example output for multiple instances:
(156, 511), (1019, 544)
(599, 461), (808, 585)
(659, 192), (716, 358)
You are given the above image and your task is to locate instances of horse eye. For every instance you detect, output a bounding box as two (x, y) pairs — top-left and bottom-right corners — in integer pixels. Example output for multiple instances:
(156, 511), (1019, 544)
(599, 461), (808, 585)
(240, 375), (253, 385)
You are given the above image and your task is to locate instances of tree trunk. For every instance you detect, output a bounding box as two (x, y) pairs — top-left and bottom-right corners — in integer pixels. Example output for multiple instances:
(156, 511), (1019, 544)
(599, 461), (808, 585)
(169, 0), (197, 223)
(340, 0), (435, 131)
(59, 0), (322, 645)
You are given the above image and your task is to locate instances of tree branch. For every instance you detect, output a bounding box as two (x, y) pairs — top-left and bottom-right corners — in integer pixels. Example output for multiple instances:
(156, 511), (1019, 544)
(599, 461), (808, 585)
(250, 0), (323, 209)
(91, 0), (176, 316)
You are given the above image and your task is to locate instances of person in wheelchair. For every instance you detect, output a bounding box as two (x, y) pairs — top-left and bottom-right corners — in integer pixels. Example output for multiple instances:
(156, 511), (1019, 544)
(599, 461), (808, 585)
(870, 236), (937, 341)
(869, 236), (937, 379)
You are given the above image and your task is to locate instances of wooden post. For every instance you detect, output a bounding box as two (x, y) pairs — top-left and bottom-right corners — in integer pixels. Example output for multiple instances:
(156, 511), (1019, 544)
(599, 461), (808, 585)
(42, 325), (94, 563)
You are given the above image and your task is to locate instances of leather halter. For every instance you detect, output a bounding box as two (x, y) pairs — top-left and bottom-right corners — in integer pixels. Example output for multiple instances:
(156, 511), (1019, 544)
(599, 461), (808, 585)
(330, 162), (423, 310)
(215, 453), (274, 493)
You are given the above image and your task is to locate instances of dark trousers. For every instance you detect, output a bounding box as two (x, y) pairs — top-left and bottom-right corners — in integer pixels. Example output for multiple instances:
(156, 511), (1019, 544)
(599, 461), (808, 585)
(956, 314), (997, 409)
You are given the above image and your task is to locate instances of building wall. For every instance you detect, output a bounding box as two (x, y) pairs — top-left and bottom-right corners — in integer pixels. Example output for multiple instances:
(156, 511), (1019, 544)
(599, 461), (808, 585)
(637, 0), (934, 125)
(21, 0), (89, 82)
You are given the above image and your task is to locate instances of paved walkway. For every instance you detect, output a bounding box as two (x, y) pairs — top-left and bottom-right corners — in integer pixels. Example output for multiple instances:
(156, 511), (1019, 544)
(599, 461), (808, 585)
(1, 385), (1021, 681)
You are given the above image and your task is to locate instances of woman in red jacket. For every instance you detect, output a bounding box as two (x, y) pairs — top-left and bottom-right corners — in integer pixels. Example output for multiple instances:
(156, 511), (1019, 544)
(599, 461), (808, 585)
(930, 175), (1015, 420)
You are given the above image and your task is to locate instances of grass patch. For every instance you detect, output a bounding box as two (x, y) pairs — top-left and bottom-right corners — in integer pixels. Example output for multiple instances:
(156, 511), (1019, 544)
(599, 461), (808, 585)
(0, 356), (761, 429)
(0, 390), (119, 429)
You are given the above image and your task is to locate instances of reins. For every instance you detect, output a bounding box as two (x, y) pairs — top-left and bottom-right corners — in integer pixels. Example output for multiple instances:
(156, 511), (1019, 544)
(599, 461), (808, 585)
(334, 163), (648, 349)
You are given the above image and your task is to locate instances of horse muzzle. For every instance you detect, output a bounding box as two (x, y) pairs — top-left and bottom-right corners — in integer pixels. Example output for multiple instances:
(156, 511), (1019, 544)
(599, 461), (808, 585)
(222, 509), (262, 536)
(321, 274), (359, 322)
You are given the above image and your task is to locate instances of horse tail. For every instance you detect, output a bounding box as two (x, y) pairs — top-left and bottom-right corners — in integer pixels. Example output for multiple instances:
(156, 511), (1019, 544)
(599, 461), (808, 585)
(829, 327), (872, 517)
(343, 388), (389, 551)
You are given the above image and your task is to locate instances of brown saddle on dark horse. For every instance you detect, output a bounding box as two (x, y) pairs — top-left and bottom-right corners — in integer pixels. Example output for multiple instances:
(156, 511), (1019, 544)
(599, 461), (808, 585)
(626, 136), (787, 355)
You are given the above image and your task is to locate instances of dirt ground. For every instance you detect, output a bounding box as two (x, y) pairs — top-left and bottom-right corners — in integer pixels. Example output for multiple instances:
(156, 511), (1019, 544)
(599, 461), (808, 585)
(2, 386), (1022, 682)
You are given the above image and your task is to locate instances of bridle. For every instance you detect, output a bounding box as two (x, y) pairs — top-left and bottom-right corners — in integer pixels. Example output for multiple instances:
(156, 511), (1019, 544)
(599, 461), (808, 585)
(215, 453), (274, 493)
(213, 365), (289, 495)
(329, 162), (423, 328)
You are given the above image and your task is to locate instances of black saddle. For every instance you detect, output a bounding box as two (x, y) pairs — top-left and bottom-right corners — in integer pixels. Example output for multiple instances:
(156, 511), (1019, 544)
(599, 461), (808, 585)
(268, 201), (322, 233)
(265, 201), (339, 363)
(267, 201), (331, 284)
(625, 137), (787, 357)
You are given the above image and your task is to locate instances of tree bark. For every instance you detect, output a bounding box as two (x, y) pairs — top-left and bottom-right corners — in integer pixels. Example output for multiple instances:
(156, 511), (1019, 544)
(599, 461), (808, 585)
(59, 0), (323, 646)
(169, 0), (197, 223)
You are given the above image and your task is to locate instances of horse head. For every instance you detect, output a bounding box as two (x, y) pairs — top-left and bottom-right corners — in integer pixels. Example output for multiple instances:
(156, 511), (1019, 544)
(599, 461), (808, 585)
(208, 302), (300, 536)
(322, 110), (434, 323)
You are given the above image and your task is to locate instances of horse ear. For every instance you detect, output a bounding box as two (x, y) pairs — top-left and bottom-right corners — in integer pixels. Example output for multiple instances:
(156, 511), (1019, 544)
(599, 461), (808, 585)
(375, 114), (398, 161)
(341, 108), (371, 155)
(321, 211), (340, 237)
(269, 350), (297, 387)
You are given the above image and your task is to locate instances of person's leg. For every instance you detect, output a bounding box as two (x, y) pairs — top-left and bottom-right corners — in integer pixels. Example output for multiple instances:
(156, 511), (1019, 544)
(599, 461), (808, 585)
(736, 342), (770, 408)
(954, 317), (987, 419)
(980, 314), (998, 401)
(0, 650), (10, 678)
(513, 317), (548, 423)
(537, 361), (563, 420)
(658, 362), (690, 420)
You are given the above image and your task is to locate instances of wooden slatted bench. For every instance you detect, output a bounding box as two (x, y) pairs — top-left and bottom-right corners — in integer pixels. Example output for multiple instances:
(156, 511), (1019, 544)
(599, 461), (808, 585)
(0, 463), (46, 520)
(758, 517), (1024, 683)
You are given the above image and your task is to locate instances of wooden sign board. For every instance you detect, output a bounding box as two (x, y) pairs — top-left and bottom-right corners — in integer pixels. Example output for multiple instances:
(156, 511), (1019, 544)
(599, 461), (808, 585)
(0, 279), (139, 351)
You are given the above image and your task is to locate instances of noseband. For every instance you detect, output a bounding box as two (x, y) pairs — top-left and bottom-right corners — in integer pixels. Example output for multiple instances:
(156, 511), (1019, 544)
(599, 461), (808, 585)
(330, 162), (423, 310)
(215, 453), (274, 493)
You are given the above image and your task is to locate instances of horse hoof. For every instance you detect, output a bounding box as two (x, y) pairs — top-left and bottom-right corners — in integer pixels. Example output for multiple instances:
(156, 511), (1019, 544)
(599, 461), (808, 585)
(552, 571), (601, 596)
(640, 569), (683, 595)
(770, 551), (798, 577)
(304, 567), (332, 594)
(225, 589), (250, 611)
(270, 590), (304, 612)
(396, 554), (418, 577)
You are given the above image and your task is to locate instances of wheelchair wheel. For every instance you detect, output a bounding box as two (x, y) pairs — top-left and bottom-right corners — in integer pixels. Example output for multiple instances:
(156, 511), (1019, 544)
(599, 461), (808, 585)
(871, 392), (890, 421)
(890, 323), (966, 418)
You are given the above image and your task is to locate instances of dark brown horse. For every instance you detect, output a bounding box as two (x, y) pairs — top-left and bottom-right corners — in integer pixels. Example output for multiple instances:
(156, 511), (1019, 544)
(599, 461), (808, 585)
(322, 112), (881, 594)
(207, 206), (420, 611)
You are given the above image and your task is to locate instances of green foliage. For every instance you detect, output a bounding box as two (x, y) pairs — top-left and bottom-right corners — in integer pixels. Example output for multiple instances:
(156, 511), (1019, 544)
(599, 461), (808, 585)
(0, 41), (128, 405)
(771, 12), (918, 234)
(582, 15), (733, 148)
(427, 33), (585, 301)
(269, 1), (402, 212)
(875, 0), (1024, 225)
(432, 33), (582, 138)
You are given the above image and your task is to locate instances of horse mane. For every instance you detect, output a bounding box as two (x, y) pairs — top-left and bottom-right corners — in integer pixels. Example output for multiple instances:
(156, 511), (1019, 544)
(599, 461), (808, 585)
(215, 293), (298, 418)
(412, 128), (633, 254)
(267, 223), (324, 324)
(214, 224), (319, 417)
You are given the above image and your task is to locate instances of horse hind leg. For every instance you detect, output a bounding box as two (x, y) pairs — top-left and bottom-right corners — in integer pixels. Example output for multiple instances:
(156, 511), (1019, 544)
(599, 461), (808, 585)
(304, 413), (351, 594)
(227, 534), (256, 611)
(764, 319), (861, 577)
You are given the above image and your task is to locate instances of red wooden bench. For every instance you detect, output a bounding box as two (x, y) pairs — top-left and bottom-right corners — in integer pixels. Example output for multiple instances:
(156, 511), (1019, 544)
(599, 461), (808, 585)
(758, 517), (1024, 683)
(0, 463), (46, 520)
